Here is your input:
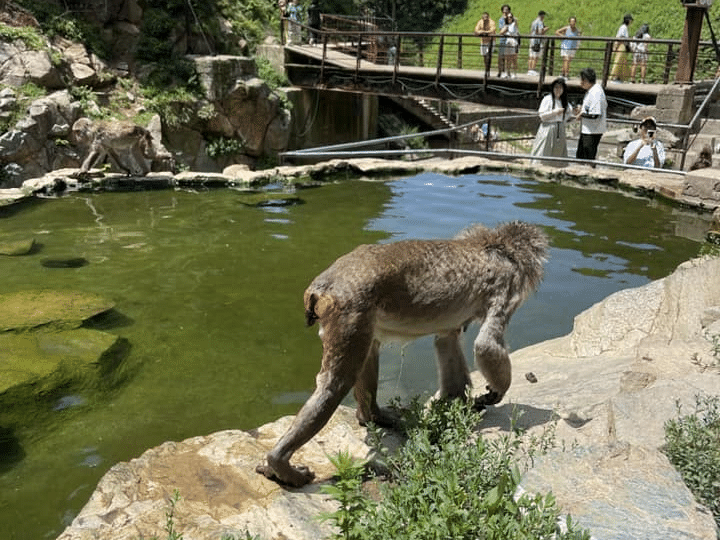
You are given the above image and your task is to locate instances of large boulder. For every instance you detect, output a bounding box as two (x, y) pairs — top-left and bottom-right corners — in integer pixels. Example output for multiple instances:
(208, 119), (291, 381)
(55, 406), (382, 540)
(0, 90), (84, 187)
(0, 290), (114, 332)
(0, 290), (121, 428)
(479, 255), (720, 540)
(55, 256), (720, 540)
(0, 43), (64, 88)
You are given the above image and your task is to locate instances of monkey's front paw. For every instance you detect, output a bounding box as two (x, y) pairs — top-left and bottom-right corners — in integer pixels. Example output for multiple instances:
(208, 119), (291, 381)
(473, 386), (502, 410)
(256, 461), (315, 488)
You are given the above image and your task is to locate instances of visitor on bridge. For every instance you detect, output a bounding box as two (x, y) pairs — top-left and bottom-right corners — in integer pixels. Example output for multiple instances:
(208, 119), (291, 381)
(623, 117), (665, 168)
(496, 4), (511, 77)
(630, 24), (651, 84)
(286, 0), (303, 45)
(555, 17), (581, 79)
(527, 10), (548, 75)
(474, 11), (496, 70)
(610, 13), (634, 83)
(530, 77), (574, 163)
(499, 12), (520, 78)
(307, 0), (321, 46)
(575, 67), (607, 161)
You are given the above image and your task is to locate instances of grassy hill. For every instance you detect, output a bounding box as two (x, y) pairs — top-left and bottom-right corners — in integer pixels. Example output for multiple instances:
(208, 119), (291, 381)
(441, 0), (710, 42)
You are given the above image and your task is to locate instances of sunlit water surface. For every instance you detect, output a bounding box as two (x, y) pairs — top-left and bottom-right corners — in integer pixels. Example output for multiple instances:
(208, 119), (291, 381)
(0, 172), (707, 538)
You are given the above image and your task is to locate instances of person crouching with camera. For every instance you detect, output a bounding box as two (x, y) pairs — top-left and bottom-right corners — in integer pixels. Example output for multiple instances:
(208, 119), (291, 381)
(623, 116), (665, 168)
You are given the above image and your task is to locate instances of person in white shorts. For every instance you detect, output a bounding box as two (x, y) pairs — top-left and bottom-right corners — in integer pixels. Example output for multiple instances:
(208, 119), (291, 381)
(555, 17), (581, 78)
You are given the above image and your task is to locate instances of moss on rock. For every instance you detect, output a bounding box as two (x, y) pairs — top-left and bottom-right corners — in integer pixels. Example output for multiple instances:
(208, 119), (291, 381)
(0, 290), (114, 332)
(0, 238), (35, 256)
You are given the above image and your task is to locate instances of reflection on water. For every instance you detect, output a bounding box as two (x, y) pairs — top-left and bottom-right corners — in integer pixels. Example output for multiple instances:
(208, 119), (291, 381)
(0, 173), (706, 538)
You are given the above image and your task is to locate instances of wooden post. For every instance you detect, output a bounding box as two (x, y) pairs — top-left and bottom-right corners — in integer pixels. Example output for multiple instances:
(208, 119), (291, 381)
(676, 4), (707, 83)
(435, 35), (444, 85)
(663, 43), (674, 84)
(355, 35), (362, 83)
(457, 36), (463, 69)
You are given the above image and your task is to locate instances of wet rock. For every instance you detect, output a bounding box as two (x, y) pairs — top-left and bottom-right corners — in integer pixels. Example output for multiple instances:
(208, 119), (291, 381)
(0, 328), (121, 396)
(41, 257), (89, 268)
(0, 290), (114, 332)
(236, 192), (303, 207)
(0, 238), (35, 255)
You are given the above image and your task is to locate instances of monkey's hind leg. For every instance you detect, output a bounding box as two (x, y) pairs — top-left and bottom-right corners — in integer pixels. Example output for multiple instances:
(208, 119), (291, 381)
(434, 328), (472, 400)
(472, 311), (512, 409)
(257, 315), (374, 487)
(353, 339), (402, 428)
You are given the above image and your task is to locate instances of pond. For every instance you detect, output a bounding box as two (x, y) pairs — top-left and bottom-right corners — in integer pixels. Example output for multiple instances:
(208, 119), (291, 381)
(0, 171), (708, 538)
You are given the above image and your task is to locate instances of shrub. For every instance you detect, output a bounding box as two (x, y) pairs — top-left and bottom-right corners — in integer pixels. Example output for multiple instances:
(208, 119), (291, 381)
(664, 394), (720, 529)
(206, 136), (246, 158)
(321, 398), (591, 540)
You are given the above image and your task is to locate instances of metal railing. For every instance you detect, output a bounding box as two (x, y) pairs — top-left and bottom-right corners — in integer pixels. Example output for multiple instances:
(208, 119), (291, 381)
(281, 114), (688, 175)
(282, 17), (720, 86)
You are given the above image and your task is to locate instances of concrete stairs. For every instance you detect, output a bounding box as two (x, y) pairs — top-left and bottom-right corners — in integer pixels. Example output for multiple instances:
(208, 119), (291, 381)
(388, 96), (456, 135)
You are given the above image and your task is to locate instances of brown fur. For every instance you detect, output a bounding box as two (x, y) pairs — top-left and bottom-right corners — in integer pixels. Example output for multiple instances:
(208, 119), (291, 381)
(71, 118), (162, 176)
(689, 145), (713, 171)
(257, 221), (548, 487)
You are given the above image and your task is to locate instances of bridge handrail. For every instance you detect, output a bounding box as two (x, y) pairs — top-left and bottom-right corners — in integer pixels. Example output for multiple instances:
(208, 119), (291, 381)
(284, 19), (719, 85)
(287, 21), (703, 46)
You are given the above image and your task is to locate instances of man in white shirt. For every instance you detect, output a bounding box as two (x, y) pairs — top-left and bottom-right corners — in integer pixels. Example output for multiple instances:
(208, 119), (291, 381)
(575, 67), (607, 161)
(623, 116), (666, 168)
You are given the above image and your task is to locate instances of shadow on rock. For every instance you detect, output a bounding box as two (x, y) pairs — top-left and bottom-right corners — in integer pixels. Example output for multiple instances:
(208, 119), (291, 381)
(481, 402), (557, 432)
(41, 257), (89, 268)
(82, 308), (135, 331)
(0, 427), (25, 474)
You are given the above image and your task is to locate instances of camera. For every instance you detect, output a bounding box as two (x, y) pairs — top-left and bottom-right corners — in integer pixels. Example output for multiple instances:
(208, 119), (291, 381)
(647, 130), (656, 137)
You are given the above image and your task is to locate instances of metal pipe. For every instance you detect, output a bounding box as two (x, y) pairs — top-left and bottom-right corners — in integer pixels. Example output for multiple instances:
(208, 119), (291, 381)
(280, 147), (687, 175)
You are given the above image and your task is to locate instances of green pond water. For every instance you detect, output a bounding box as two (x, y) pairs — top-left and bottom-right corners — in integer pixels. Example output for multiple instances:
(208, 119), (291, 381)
(0, 171), (708, 539)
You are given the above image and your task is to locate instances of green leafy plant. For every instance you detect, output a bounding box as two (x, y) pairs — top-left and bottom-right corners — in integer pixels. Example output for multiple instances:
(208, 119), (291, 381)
(256, 57), (290, 91)
(319, 451), (370, 540)
(664, 394), (720, 529)
(164, 490), (183, 540)
(206, 136), (246, 158)
(321, 398), (591, 540)
(398, 124), (428, 150)
(0, 22), (46, 50)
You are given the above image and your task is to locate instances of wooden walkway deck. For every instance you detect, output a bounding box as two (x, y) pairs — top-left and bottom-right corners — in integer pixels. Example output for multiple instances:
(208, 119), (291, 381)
(285, 42), (675, 109)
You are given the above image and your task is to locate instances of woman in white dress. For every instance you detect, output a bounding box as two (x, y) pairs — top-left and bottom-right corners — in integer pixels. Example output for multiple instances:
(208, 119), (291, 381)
(531, 78), (574, 163)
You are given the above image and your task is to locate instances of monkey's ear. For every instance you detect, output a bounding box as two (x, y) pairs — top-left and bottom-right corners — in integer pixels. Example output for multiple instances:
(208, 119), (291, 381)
(314, 294), (335, 318)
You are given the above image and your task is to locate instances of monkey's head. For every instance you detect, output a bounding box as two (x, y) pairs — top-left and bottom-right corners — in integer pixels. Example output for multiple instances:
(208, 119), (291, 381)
(70, 117), (95, 147)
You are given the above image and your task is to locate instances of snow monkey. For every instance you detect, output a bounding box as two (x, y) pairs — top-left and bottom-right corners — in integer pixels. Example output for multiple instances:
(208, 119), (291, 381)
(256, 221), (548, 487)
(71, 118), (170, 176)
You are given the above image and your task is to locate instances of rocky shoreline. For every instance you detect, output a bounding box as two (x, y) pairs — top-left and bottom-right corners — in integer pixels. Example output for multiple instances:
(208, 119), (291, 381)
(1, 156), (719, 217)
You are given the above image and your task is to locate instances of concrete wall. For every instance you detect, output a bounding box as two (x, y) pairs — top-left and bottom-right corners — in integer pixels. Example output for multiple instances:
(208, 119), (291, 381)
(285, 88), (378, 151)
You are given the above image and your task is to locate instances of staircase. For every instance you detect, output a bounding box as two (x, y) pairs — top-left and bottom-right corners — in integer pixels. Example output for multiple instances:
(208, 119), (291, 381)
(388, 96), (457, 135)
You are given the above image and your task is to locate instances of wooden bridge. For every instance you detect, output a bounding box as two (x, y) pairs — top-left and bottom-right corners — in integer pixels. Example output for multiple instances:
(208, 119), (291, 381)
(282, 14), (720, 112)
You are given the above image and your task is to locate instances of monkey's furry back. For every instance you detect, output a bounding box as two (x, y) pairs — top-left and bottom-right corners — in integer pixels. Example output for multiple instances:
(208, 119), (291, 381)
(304, 221), (548, 326)
(454, 221), (548, 300)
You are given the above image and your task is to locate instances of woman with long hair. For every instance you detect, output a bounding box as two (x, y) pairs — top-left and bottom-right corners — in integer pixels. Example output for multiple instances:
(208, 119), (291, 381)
(531, 78), (574, 162)
(610, 13), (634, 82)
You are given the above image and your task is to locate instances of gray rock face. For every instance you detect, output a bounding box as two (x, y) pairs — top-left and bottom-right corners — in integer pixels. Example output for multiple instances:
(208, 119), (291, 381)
(479, 256), (720, 540)
(55, 256), (720, 540)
